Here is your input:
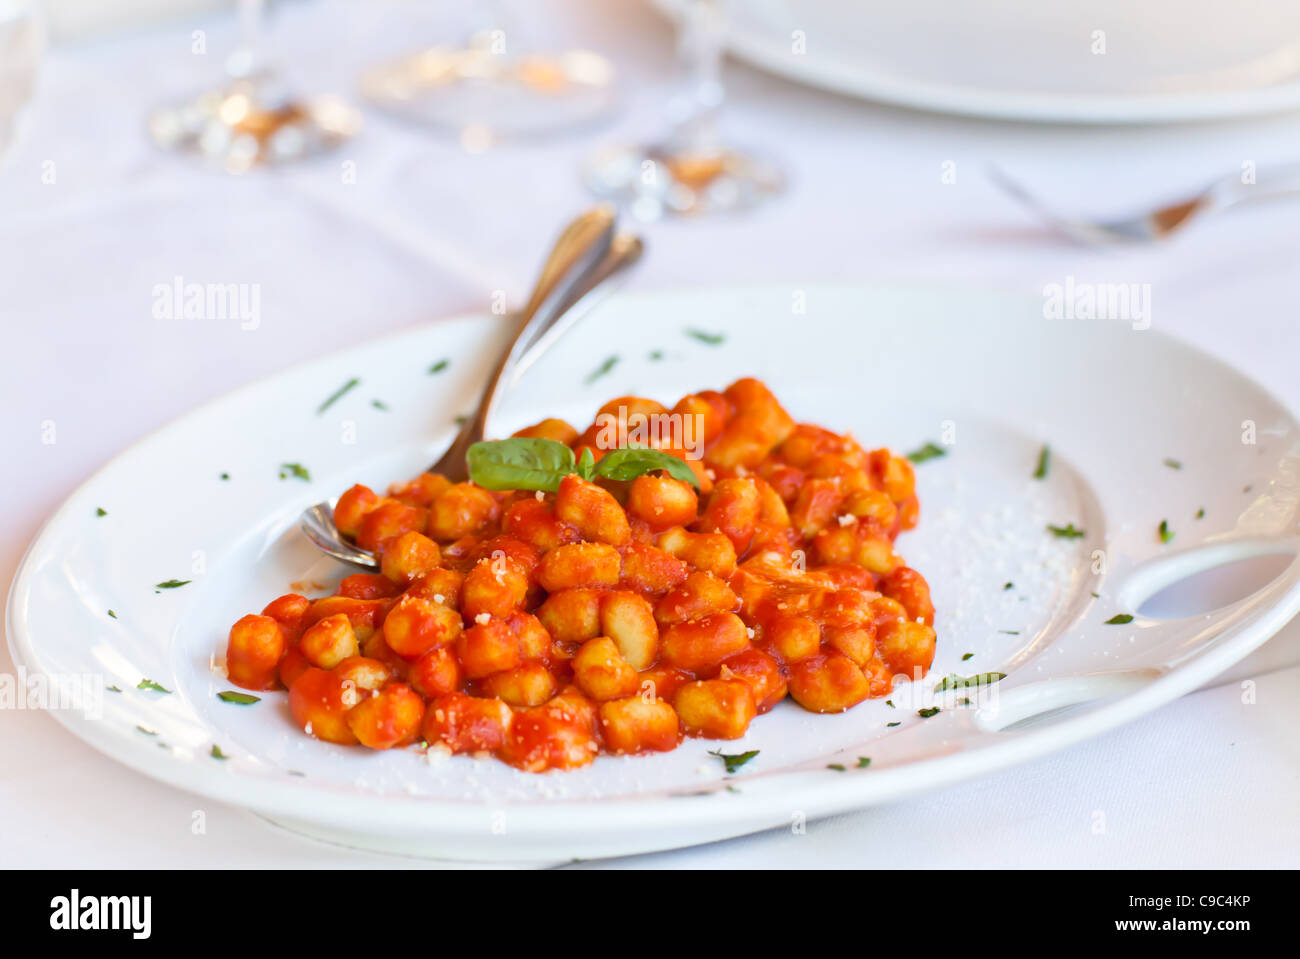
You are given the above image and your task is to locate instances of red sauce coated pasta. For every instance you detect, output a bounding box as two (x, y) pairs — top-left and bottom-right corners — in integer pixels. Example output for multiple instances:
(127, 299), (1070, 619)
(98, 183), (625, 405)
(224, 378), (936, 772)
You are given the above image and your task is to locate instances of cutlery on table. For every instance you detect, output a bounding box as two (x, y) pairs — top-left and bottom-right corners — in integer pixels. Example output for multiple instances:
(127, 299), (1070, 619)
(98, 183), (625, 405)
(300, 208), (643, 569)
(989, 162), (1300, 245)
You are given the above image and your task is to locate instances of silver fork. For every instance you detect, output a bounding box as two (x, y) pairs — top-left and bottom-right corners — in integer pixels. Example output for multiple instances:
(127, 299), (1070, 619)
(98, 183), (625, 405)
(300, 210), (643, 570)
(988, 162), (1300, 245)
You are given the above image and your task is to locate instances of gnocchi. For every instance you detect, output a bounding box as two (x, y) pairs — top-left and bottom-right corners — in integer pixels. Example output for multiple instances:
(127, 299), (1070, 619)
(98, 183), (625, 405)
(222, 378), (936, 772)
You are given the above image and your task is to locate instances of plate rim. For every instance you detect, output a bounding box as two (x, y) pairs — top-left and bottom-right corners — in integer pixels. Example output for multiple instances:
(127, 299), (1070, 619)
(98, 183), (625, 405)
(649, 0), (1300, 124)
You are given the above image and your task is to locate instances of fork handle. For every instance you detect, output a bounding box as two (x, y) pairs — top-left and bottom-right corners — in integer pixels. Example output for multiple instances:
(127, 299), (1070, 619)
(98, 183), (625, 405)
(428, 207), (617, 480)
(1210, 161), (1300, 210)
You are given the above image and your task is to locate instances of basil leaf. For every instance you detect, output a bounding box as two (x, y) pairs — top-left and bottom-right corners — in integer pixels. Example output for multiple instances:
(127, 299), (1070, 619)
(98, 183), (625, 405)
(467, 438), (576, 492)
(593, 447), (700, 488)
(576, 447), (596, 481)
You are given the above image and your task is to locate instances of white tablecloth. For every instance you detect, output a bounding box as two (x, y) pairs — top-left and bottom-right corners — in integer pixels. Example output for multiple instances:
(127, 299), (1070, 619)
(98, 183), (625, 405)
(3, 0), (1298, 868)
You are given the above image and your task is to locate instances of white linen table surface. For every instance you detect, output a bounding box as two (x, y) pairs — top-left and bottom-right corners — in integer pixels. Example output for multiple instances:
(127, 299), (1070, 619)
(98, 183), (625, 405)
(1, 0), (1298, 868)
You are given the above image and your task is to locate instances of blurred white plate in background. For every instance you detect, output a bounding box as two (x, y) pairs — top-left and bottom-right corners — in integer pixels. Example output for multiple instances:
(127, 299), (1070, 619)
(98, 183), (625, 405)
(653, 0), (1300, 123)
(39, 0), (225, 41)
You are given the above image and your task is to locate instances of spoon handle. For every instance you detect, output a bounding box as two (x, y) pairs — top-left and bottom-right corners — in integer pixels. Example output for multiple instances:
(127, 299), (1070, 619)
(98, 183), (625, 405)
(507, 234), (643, 386)
(429, 206), (617, 479)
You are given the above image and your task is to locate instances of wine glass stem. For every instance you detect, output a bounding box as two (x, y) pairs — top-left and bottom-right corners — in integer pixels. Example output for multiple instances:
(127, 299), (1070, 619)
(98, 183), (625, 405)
(465, 0), (527, 63)
(673, 0), (727, 156)
(229, 0), (267, 78)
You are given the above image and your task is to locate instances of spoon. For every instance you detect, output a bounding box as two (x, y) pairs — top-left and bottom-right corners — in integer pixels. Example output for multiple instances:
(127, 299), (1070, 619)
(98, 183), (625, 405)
(300, 216), (643, 570)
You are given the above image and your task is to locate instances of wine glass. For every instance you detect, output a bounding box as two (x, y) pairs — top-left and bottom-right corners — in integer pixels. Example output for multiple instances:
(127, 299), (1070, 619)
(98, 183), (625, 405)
(359, 1), (618, 149)
(582, 0), (783, 219)
(148, 0), (360, 173)
(0, 0), (41, 170)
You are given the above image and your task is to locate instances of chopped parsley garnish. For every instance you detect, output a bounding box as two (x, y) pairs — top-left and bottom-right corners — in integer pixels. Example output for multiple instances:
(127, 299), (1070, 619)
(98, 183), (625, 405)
(211, 745), (230, 760)
(999, 630), (1020, 635)
(649, 350), (665, 361)
(906, 442), (947, 464)
(1105, 614), (1134, 625)
(1033, 445), (1050, 479)
(961, 652), (974, 661)
(856, 757), (872, 768)
(709, 749), (759, 774)
(686, 329), (726, 345)
(371, 399), (388, 411)
(107, 609), (117, 619)
(827, 763), (846, 772)
(886, 721), (901, 727)
(1047, 523), (1085, 539)
(95, 507), (107, 517)
(1158, 519), (1174, 544)
(219, 472), (230, 481)
(1003, 582), (1014, 591)
(317, 377), (359, 414)
(586, 355), (619, 384)
(1163, 458), (1183, 470)
(106, 685), (122, 693)
(155, 579), (190, 590)
(137, 725), (157, 736)
(1091, 591), (1101, 598)
(933, 672), (1006, 693)
(279, 462), (311, 482)
(428, 358), (450, 374)
(137, 678), (171, 693)
(1195, 508), (1205, 519)
(885, 699), (895, 708)
(217, 691), (261, 705)
(918, 707), (941, 718)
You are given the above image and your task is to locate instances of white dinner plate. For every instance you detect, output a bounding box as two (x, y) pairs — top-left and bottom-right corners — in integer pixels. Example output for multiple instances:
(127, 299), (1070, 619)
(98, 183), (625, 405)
(651, 0), (1300, 124)
(8, 284), (1300, 862)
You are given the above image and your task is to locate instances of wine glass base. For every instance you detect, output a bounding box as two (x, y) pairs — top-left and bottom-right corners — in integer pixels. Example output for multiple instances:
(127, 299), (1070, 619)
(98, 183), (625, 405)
(582, 141), (784, 219)
(362, 46), (618, 148)
(149, 77), (360, 173)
